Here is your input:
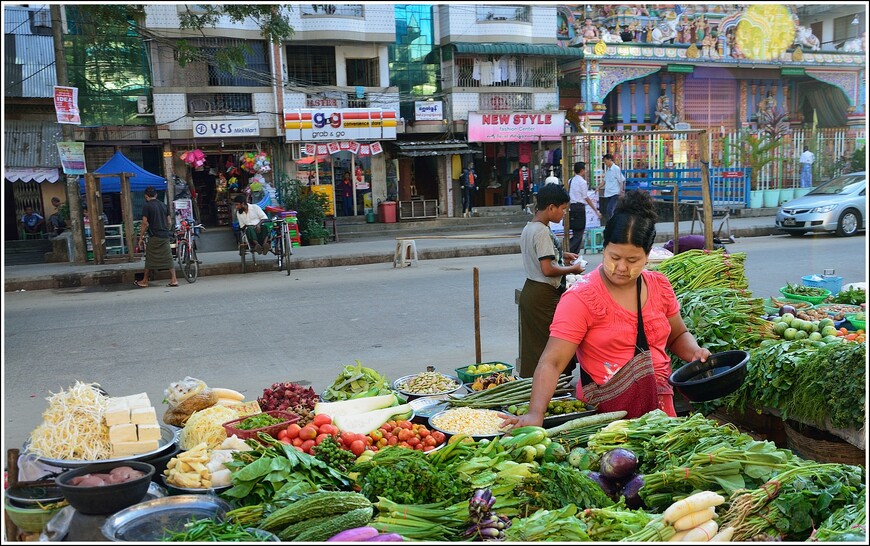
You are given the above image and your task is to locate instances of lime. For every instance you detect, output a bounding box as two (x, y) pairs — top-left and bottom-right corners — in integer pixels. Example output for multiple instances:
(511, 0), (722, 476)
(822, 326), (839, 337)
(801, 321), (815, 333)
(823, 335), (842, 344)
(809, 332), (822, 341)
(467, 365), (477, 374)
(791, 319), (804, 330)
(819, 318), (835, 329)
(780, 312), (795, 324)
(495, 364), (507, 371)
(773, 322), (788, 336)
(783, 328), (798, 340)
(794, 330), (808, 340)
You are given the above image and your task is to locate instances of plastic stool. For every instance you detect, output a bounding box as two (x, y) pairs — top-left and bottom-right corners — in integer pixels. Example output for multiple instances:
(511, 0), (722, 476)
(583, 227), (604, 254)
(393, 239), (418, 268)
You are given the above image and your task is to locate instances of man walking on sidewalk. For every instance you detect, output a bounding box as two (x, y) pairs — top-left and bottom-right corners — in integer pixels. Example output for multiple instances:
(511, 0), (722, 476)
(799, 146), (815, 188)
(135, 186), (179, 288)
(600, 153), (625, 224)
(568, 161), (602, 254)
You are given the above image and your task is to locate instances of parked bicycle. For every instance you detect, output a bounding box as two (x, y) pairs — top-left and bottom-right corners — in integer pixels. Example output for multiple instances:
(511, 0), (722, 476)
(238, 213), (292, 275)
(175, 219), (204, 283)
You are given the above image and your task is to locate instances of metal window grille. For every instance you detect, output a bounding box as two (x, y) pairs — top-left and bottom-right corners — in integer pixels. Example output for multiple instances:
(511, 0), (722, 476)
(189, 39), (270, 87)
(454, 56), (556, 88)
(683, 78), (738, 130)
(346, 94), (369, 108)
(479, 92), (532, 111)
(286, 45), (337, 87)
(186, 93), (253, 114)
(346, 58), (379, 87)
(476, 5), (530, 22)
(300, 4), (364, 17)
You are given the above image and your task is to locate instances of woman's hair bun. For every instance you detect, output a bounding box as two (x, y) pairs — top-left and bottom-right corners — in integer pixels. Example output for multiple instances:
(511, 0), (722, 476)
(615, 190), (657, 222)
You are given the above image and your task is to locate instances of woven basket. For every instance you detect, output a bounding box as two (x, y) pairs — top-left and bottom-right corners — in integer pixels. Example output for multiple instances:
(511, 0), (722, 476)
(783, 421), (865, 466)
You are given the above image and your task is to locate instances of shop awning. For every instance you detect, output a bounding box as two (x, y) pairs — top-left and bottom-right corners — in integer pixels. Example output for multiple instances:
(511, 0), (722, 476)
(450, 42), (583, 57)
(394, 141), (482, 158)
(4, 167), (60, 183)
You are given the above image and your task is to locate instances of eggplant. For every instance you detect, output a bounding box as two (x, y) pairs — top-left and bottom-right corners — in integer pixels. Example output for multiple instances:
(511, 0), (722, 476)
(365, 533), (405, 542)
(779, 304), (797, 316)
(328, 527), (380, 542)
(586, 470), (619, 499)
(619, 474), (646, 509)
(599, 448), (638, 481)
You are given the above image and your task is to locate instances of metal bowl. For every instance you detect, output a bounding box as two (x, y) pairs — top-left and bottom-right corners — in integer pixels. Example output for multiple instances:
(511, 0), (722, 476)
(428, 408), (509, 439)
(100, 494), (232, 541)
(5, 483), (65, 506)
(392, 373), (464, 399)
(24, 424), (179, 469)
(668, 350), (750, 402)
(159, 474), (232, 496)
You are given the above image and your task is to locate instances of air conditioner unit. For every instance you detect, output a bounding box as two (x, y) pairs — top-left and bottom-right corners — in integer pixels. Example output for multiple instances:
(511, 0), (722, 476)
(32, 10), (51, 28)
(136, 96), (152, 115)
(288, 143), (302, 161)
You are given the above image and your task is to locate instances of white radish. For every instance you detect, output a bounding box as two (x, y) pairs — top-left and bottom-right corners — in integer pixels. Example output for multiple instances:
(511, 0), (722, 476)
(708, 526), (735, 542)
(212, 388), (244, 401)
(682, 519), (719, 542)
(673, 507), (716, 531)
(669, 530), (690, 541)
(662, 491), (725, 524)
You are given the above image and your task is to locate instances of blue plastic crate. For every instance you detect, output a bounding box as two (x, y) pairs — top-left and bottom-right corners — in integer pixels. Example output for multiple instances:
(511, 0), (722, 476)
(801, 274), (843, 295)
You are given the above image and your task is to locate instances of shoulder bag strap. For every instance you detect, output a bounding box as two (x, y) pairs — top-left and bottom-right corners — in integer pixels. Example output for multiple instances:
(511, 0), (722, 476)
(635, 276), (650, 355)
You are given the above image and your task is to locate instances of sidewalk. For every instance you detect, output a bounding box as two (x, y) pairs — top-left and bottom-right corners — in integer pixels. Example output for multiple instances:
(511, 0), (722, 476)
(3, 213), (781, 292)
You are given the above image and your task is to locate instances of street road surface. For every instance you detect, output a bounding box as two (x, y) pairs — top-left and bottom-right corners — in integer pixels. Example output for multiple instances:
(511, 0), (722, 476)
(3, 233), (866, 452)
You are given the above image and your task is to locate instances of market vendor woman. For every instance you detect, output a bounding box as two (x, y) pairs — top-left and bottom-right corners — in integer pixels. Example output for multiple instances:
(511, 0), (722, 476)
(505, 191), (711, 425)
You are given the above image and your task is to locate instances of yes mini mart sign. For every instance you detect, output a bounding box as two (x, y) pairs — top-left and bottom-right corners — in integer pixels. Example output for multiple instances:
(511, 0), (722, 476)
(192, 118), (260, 137)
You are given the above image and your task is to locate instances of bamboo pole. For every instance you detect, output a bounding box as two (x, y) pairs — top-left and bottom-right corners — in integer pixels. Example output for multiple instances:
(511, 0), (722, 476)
(699, 130), (713, 250)
(120, 173), (136, 262)
(473, 267), (482, 365)
(84, 174), (105, 264)
(673, 184), (680, 255)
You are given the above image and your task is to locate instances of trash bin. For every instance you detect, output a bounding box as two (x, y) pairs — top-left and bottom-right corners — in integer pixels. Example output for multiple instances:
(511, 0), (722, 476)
(378, 201), (398, 223)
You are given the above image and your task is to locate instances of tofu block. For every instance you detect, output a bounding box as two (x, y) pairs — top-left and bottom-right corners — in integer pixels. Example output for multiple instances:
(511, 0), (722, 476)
(130, 406), (157, 425)
(109, 423), (138, 443)
(105, 406), (131, 427)
(111, 439), (159, 455)
(137, 423), (161, 442)
(125, 393), (151, 409)
(106, 397), (129, 411)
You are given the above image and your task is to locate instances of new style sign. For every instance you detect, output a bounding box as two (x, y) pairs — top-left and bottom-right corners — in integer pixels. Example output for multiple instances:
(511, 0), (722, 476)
(192, 118), (260, 138)
(53, 86), (81, 125)
(284, 109), (397, 141)
(414, 101), (443, 121)
(467, 111), (566, 142)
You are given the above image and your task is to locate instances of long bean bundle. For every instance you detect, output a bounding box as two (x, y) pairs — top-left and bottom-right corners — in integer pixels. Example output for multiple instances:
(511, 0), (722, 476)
(578, 504), (656, 541)
(447, 376), (572, 409)
(651, 249), (748, 295)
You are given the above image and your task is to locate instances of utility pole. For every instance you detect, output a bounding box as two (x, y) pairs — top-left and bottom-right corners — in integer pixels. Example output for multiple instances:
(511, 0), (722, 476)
(51, 4), (87, 263)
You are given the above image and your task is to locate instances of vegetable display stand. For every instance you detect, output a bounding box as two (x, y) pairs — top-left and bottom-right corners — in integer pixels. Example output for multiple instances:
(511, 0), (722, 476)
(223, 410), (299, 442)
(783, 420), (865, 466)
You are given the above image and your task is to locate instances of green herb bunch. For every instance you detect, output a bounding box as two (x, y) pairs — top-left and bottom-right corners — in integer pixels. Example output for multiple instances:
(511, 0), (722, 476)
(357, 447), (467, 505)
(311, 435), (357, 473)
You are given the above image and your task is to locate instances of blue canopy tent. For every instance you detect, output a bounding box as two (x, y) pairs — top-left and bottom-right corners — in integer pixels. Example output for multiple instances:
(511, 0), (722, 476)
(80, 150), (167, 193)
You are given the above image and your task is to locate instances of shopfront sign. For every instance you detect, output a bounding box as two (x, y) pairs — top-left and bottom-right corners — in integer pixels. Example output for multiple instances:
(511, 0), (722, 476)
(192, 118), (260, 138)
(415, 101), (443, 121)
(53, 86), (81, 125)
(467, 111), (566, 142)
(284, 109), (397, 141)
(57, 141), (86, 175)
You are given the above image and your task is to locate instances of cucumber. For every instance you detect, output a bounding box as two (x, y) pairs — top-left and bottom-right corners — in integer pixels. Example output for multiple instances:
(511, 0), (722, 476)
(545, 411), (628, 437)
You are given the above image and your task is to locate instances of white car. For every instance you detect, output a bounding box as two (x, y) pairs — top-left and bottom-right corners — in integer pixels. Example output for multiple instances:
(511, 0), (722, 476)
(775, 172), (866, 237)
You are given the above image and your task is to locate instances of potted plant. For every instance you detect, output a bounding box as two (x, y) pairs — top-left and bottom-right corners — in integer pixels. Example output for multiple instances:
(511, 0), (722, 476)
(275, 175), (330, 245)
(303, 220), (331, 245)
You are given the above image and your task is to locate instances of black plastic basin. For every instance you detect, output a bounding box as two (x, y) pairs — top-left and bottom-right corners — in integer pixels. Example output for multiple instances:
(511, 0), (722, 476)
(56, 461), (154, 515)
(668, 350), (750, 402)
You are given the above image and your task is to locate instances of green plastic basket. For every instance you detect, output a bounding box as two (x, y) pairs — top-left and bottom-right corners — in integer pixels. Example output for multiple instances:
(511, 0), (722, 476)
(455, 362), (514, 383)
(762, 297), (814, 315)
(5, 501), (62, 533)
(779, 287), (831, 305)
(845, 313), (866, 331)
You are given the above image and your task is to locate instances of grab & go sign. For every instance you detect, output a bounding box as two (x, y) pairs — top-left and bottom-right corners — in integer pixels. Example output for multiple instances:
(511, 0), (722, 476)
(284, 109), (397, 142)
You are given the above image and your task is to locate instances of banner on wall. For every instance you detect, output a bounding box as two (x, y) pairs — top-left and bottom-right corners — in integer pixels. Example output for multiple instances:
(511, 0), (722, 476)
(284, 109), (397, 141)
(467, 111), (566, 142)
(57, 141), (86, 174)
(53, 86), (81, 124)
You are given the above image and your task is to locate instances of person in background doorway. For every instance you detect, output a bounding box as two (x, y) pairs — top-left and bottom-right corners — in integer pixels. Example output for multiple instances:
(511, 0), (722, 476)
(601, 153), (625, 224)
(517, 164), (532, 213)
(460, 166), (478, 217)
(135, 186), (179, 288)
(340, 172), (354, 216)
(234, 194), (269, 255)
(568, 161), (602, 254)
(799, 146), (815, 188)
(518, 184), (586, 378)
(20, 205), (45, 235)
(48, 197), (67, 236)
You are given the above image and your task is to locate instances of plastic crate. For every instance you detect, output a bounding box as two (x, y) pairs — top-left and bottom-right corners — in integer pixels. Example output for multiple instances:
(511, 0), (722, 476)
(222, 410), (299, 442)
(455, 362), (514, 383)
(802, 274), (843, 295)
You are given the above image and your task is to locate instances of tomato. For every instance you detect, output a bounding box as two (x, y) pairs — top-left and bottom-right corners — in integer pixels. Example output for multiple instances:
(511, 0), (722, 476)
(845, 333), (858, 341)
(286, 423), (302, 440)
(418, 428), (430, 438)
(388, 436), (399, 446)
(299, 426), (318, 441)
(280, 438), (291, 445)
(293, 445), (305, 452)
(349, 440), (366, 456)
(423, 445), (435, 452)
(365, 436), (374, 446)
(399, 441), (410, 449)
(398, 420), (413, 430)
(395, 429), (410, 442)
(300, 439), (315, 453)
(312, 414), (332, 427)
(424, 436), (438, 447)
(387, 420), (397, 428)
(340, 431), (356, 446)
(277, 429), (289, 441)
(370, 429), (384, 441)
(292, 437), (303, 447)
(377, 437), (388, 448)
(318, 424), (338, 436)
(407, 437), (421, 447)
(432, 431), (446, 444)
(315, 433), (330, 445)
(414, 443), (425, 451)
(381, 423), (393, 433)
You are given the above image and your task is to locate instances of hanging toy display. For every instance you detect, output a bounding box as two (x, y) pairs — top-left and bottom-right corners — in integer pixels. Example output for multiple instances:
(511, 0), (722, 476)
(225, 160), (240, 191)
(240, 151), (271, 174)
(180, 149), (206, 169)
(355, 165), (364, 183)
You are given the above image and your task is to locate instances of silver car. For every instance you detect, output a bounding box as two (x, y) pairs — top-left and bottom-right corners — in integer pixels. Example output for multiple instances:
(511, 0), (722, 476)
(775, 172), (866, 237)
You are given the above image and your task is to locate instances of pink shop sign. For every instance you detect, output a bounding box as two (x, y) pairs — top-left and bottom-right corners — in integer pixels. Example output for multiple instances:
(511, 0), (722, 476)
(467, 111), (565, 142)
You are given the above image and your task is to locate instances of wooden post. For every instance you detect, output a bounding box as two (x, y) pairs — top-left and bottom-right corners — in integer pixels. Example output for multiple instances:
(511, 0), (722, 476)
(673, 184), (680, 255)
(120, 173), (136, 261)
(699, 130), (713, 250)
(84, 174), (105, 264)
(473, 267), (482, 364)
(561, 134), (571, 251)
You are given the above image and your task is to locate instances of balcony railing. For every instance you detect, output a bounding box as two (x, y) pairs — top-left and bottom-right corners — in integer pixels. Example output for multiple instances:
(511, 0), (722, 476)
(476, 5), (530, 23)
(454, 56), (556, 89)
(187, 93), (253, 114)
(479, 92), (532, 111)
(300, 4), (363, 17)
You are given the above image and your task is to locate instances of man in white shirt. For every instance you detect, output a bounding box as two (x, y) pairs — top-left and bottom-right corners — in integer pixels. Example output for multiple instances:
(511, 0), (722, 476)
(601, 153), (625, 224)
(234, 194), (269, 254)
(799, 146), (815, 188)
(544, 169), (560, 185)
(568, 161), (602, 254)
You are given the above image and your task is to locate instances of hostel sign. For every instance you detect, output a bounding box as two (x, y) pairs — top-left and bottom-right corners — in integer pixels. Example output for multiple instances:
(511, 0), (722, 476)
(467, 111), (565, 142)
(284, 109), (397, 141)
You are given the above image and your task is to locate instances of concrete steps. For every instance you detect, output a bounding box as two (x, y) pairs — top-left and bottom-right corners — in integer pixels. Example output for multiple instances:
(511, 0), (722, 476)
(335, 210), (532, 240)
(4, 239), (53, 265)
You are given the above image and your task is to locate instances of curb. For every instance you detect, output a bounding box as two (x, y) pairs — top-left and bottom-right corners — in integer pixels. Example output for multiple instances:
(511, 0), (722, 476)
(5, 227), (781, 292)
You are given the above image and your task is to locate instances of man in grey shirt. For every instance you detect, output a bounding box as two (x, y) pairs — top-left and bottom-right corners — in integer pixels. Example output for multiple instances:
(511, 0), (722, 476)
(600, 153), (625, 224)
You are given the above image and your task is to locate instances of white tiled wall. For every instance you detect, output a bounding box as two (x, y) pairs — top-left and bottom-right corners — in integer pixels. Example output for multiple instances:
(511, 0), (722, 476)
(253, 92), (276, 128)
(145, 5), (264, 31)
(286, 5), (395, 38)
(533, 93), (560, 111)
(439, 5), (558, 43)
(154, 94), (187, 128)
(448, 93), (480, 121)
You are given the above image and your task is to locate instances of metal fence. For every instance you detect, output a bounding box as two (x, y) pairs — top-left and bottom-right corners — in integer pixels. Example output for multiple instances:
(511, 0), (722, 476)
(453, 56), (557, 88)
